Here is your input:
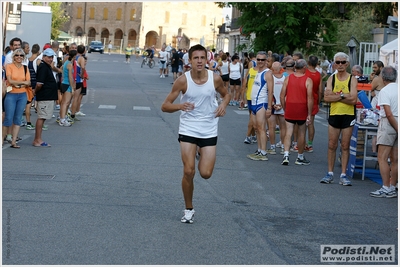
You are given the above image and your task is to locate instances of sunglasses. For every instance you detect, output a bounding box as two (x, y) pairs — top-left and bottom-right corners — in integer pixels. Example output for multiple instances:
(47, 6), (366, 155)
(335, 61), (347, 65)
(14, 54), (24, 57)
(257, 58), (267, 61)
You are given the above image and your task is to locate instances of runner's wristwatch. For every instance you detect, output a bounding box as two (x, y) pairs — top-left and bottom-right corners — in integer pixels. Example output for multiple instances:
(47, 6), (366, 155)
(340, 92), (345, 99)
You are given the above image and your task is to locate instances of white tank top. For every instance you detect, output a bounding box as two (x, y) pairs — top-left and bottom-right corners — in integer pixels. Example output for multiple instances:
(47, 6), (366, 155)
(272, 74), (285, 115)
(229, 62), (241, 80)
(250, 69), (269, 106)
(179, 70), (219, 138)
(220, 61), (229, 75)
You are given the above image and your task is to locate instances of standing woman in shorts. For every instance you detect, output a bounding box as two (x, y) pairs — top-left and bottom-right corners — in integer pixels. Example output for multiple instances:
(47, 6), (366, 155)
(59, 50), (77, 127)
(3, 48), (31, 148)
(218, 53), (230, 100)
(228, 55), (242, 106)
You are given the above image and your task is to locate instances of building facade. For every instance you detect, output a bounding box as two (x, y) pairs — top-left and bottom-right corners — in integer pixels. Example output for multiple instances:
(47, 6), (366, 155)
(61, 2), (225, 51)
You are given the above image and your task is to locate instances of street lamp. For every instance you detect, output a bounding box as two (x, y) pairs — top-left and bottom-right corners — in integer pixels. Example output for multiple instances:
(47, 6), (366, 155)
(210, 17), (216, 48)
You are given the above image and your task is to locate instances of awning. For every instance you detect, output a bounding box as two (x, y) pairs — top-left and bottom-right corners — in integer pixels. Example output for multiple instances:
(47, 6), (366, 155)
(57, 31), (72, 41)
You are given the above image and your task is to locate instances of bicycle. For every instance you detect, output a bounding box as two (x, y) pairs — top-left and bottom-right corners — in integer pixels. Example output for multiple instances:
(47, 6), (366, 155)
(141, 57), (155, 68)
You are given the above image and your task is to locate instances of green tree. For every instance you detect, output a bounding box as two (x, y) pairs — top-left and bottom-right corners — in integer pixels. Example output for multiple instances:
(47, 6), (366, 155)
(33, 2), (69, 40)
(336, 5), (375, 53)
(217, 2), (336, 55)
(370, 2), (398, 24)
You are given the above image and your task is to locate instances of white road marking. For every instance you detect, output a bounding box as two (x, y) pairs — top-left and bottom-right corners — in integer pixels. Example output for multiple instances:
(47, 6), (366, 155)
(133, 106), (151, 111)
(98, 105), (116, 109)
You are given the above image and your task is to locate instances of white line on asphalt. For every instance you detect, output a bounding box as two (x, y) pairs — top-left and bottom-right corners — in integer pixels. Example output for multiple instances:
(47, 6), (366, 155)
(98, 105), (116, 109)
(133, 106), (151, 111)
(234, 110), (249, 115)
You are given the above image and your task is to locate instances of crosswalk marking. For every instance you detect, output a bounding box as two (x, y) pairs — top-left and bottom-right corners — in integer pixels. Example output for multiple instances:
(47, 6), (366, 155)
(133, 106), (151, 111)
(234, 110), (249, 115)
(98, 105), (116, 109)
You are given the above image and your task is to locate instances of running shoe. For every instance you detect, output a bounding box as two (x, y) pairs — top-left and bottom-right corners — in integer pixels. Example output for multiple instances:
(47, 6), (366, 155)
(295, 157), (310, 165)
(266, 148), (277, 155)
(305, 145), (314, 153)
(247, 150), (260, 159)
(320, 173), (334, 184)
(26, 124), (35, 130)
(59, 120), (72, 127)
(75, 111), (86, 116)
(339, 175), (352, 186)
(244, 137), (252, 144)
(290, 145), (298, 152)
(251, 153), (268, 161)
(281, 155), (289, 165)
(181, 209), (195, 223)
(370, 187), (397, 198)
(252, 136), (257, 143)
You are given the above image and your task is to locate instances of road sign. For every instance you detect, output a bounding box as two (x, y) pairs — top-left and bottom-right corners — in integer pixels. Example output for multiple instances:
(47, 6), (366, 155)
(7, 2), (22, 25)
(177, 36), (182, 42)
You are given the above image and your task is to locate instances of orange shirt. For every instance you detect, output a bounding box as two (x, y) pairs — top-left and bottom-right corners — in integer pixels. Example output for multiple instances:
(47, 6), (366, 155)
(5, 63), (30, 94)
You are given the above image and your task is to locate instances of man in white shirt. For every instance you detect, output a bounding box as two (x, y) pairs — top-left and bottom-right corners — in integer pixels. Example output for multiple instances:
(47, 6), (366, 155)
(158, 46), (169, 78)
(4, 37), (22, 65)
(161, 44), (230, 223)
(370, 66), (398, 198)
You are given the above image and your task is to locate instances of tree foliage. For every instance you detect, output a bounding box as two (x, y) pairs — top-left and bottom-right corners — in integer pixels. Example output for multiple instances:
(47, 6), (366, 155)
(32, 2), (69, 40)
(336, 5), (375, 53)
(216, 2), (396, 59)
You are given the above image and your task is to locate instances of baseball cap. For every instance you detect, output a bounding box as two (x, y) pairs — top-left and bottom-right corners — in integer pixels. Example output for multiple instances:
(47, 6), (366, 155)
(43, 43), (51, 50)
(43, 48), (56, 57)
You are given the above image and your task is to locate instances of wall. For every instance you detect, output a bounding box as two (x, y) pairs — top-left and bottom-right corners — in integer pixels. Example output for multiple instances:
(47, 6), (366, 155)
(5, 4), (51, 49)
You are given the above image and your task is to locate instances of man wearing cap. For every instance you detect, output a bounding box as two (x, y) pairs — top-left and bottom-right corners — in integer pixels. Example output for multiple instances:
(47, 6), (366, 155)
(37, 42), (62, 81)
(32, 48), (58, 147)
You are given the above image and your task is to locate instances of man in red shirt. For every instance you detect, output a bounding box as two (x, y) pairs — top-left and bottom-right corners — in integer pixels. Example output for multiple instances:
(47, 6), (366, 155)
(280, 59), (313, 165)
(304, 55), (322, 152)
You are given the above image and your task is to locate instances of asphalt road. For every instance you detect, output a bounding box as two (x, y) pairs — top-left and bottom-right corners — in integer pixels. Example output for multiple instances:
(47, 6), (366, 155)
(2, 52), (398, 265)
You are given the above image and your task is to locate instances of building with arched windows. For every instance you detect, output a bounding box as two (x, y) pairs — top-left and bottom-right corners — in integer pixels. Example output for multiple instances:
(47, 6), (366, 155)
(61, 2), (225, 52)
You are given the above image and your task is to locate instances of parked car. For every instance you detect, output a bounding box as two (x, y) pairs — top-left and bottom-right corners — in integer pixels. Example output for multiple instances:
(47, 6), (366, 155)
(88, 41), (104, 54)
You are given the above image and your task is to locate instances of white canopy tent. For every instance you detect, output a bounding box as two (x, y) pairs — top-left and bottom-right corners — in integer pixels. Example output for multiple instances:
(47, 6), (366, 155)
(378, 38), (398, 70)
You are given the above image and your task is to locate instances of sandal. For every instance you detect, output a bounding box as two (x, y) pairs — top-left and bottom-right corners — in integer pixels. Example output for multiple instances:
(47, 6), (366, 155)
(10, 144), (21, 149)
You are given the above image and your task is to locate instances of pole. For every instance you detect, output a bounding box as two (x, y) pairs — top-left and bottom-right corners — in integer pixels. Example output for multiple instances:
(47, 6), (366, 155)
(3, 2), (9, 49)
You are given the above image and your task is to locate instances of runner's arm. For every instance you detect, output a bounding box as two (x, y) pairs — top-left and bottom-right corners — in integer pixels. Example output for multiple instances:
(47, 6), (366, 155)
(214, 73), (230, 117)
(161, 75), (189, 113)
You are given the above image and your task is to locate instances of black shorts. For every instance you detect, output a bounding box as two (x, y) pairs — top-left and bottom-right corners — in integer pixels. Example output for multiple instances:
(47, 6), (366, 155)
(221, 74), (229, 82)
(285, 118), (306, 125)
(81, 86), (87, 95)
(171, 66), (179, 73)
(125, 54), (131, 59)
(328, 115), (356, 129)
(178, 134), (217, 148)
(76, 82), (83, 90)
(229, 78), (241, 86)
(61, 83), (70, 93)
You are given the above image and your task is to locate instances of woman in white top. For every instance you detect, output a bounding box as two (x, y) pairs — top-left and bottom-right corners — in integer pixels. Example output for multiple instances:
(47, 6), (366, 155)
(218, 53), (230, 94)
(228, 55), (242, 106)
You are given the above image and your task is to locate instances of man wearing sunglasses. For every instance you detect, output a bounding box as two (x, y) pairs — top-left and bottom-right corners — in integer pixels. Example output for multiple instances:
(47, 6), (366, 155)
(246, 51), (274, 161)
(320, 52), (358, 186)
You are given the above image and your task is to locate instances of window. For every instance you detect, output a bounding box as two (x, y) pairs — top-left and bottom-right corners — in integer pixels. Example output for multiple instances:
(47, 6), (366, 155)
(116, 8), (122, 20)
(77, 7), (82, 19)
(165, 11), (170, 23)
(201, 15), (206, 27)
(103, 8), (108, 20)
(130, 9), (136, 20)
(89, 7), (94, 20)
(182, 13), (187, 25)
